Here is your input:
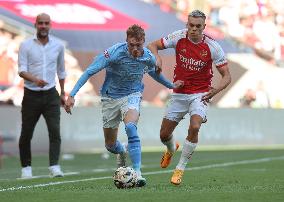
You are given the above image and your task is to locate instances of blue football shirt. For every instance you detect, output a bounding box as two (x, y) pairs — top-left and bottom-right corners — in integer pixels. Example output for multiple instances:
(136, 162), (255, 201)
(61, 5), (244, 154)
(70, 42), (173, 99)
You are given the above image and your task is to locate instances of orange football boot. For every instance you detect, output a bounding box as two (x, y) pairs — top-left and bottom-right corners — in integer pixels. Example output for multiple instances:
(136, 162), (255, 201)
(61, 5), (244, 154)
(170, 169), (184, 185)
(160, 142), (179, 168)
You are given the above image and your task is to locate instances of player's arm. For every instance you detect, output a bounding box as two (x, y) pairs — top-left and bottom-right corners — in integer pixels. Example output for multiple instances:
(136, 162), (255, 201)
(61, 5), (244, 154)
(18, 42), (48, 87)
(57, 44), (67, 105)
(147, 39), (165, 74)
(58, 78), (65, 106)
(147, 30), (184, 74)
(148, 70), (184, 89)
(19, 71), (48, 87)
(64, 54), (109, 114)
(202, 40), (231, 104)
(201, 64), (231, 103)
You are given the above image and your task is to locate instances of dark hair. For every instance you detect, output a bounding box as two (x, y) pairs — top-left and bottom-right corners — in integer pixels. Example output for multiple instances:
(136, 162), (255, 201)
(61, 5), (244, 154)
(126, 24), (145, 41)
(188, 10), (206, 20)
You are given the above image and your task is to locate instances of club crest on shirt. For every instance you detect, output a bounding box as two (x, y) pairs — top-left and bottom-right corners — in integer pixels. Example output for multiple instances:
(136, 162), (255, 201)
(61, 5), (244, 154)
(200, 49), (208, 58)
(104, 50), (110, 58)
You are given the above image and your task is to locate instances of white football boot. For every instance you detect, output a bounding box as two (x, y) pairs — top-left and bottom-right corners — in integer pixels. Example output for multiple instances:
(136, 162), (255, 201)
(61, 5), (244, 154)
(49, 165), (64, 177)
(21, 166), (33, 179)
(135, 170), (146, 187)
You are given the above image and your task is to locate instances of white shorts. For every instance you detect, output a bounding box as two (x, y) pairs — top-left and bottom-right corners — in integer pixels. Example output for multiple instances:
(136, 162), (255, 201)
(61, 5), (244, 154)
(101, 92), (142, 128)
(164, 92), (208, 123)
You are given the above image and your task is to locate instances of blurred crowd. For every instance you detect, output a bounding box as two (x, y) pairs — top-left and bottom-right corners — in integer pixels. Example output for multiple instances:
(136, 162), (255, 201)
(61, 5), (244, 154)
(1, 0), (284, 108)
(0, 20), (99, 107)
(239, 81), (271, 108)
(143, 0), (284, 66)
(0, 25), (24, 106)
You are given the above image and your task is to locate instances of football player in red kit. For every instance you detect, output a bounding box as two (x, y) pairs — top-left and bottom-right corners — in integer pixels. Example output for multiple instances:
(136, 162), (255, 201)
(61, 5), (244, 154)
(147, 10), (231, 185)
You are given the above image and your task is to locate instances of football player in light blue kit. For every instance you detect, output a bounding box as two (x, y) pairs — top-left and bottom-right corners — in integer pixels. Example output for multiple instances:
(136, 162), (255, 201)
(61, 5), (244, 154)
(64, 24), (183, 187)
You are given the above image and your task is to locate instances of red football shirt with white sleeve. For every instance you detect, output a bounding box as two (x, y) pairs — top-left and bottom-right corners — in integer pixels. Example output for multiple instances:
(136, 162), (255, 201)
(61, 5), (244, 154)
(161, 29), (228, 94)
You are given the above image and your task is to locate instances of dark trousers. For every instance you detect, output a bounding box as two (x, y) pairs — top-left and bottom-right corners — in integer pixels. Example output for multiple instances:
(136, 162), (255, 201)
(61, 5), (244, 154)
(19, 87), (61, 167)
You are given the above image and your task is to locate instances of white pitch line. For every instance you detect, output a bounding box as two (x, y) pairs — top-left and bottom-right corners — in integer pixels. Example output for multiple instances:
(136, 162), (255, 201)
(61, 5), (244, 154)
(143, 156), (284, 175)
(0, 176), (110, 192)
(15, 172), (79, 180)
(0, 156), (283, 192)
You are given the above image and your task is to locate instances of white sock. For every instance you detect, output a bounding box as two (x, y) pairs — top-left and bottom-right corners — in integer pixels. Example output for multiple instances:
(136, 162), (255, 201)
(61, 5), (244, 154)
(162, 135), (176, 153)
(176, 140), (197, 170)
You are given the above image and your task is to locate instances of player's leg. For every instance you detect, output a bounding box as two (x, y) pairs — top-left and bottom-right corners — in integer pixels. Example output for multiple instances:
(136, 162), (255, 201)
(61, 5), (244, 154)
(124, 119), (146, 187)
(122, 92), (145, 187)
(102, 97), (126, 166)
(104, 128), (125, 153)
(19, 89), (42, 178)
(171, 93), (208, 185)
(43, 88), (63, 177)
(160, 93), (188, 168)
(160, 118), (179, 168)
(123, 109), (140, 173)
(171, 114), (202, 185)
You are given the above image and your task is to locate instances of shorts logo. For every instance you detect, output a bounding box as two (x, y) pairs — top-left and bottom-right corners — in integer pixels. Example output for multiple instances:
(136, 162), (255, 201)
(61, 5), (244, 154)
(104, 50), (110, 58)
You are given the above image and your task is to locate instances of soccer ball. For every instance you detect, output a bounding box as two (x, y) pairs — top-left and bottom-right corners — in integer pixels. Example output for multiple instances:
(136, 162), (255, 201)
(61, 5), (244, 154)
(113, 166), (137, 189)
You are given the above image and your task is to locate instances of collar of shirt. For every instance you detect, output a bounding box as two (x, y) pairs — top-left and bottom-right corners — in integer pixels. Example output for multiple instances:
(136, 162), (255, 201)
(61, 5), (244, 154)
(32, 34), (53, 44)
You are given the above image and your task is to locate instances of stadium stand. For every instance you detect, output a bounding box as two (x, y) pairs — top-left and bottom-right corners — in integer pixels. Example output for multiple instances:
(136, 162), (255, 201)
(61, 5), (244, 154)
(145, 0), (284, 67)
(0, 0), (284, 107)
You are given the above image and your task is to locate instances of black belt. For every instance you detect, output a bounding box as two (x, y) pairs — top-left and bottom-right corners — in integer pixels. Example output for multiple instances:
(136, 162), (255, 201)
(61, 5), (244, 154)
(24, 87), (56, 95)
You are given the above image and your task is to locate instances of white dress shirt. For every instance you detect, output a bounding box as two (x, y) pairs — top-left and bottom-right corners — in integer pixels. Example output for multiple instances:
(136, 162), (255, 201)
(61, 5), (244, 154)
(18, 35), (66, 91)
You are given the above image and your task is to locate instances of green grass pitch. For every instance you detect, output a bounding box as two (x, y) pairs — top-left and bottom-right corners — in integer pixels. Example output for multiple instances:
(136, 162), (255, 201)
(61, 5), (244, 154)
(0, 149), (283, 202)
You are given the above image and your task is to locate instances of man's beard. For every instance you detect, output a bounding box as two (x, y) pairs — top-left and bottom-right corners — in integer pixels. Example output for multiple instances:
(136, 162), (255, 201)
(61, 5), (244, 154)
(37, 30), (49, 39)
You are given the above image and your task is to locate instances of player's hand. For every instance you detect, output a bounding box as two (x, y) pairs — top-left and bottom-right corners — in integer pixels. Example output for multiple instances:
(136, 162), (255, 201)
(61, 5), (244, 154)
(35, 79), (48, 88)
(64, 96), (75, 114)
(201, 87), (218, 105)
(155, 56), (163, 74)
(173, 80), (184, 89)
(60, 94), (66, 106)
